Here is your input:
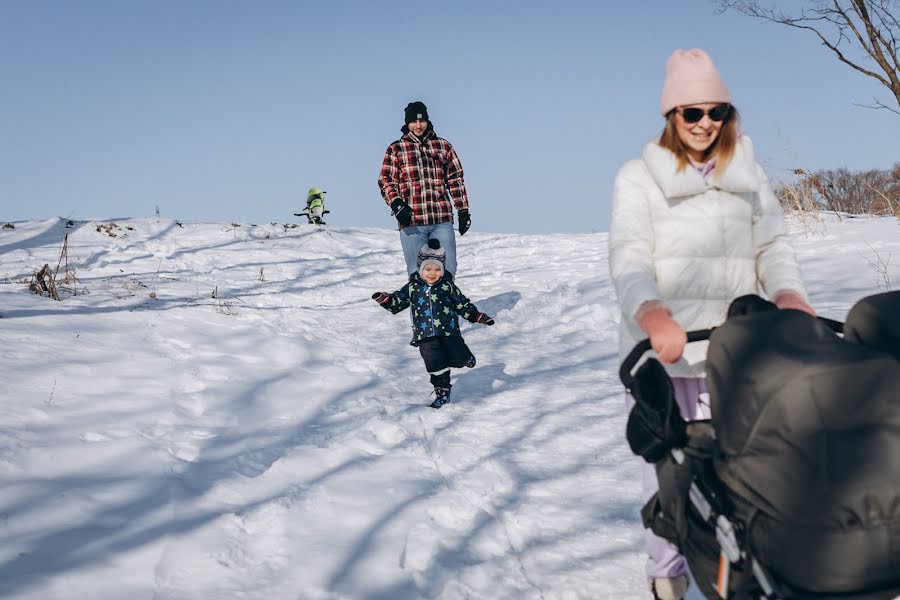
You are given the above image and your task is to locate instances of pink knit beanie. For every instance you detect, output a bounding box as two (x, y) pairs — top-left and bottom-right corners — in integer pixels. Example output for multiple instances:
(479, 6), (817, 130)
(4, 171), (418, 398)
(660, 49), (731, 116)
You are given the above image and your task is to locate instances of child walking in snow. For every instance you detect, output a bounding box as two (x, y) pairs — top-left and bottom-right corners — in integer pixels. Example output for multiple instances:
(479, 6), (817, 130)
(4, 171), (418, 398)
(372, 239), (494, 409)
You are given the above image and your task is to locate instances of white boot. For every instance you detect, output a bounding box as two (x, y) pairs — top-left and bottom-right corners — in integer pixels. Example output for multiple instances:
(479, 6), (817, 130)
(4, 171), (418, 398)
(648, 575), (689, 600)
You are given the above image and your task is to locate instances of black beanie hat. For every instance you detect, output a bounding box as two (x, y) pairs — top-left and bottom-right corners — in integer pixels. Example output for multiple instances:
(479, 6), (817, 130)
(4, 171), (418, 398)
(404, 101), (429, 124)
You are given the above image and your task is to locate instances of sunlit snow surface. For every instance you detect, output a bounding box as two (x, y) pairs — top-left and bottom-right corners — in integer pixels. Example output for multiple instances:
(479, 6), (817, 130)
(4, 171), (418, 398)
(1, 215), (897, 599)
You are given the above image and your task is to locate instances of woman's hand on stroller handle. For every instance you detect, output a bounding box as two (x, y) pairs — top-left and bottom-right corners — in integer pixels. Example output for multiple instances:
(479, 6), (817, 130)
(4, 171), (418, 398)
(637, 305), (688, 364)
(618, 329), (713, 391)
(618, 315), (844, 391)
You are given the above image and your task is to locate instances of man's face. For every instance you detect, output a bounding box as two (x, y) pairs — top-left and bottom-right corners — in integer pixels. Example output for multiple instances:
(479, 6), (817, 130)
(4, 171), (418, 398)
(409, 119), (428, 136)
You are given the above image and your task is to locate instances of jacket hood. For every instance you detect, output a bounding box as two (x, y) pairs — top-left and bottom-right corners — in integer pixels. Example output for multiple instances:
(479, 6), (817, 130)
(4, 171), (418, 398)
(642, 135), (761, 198)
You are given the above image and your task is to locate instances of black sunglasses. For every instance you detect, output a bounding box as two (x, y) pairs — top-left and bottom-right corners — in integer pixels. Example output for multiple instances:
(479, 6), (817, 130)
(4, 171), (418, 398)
(679, 104), (731, 123)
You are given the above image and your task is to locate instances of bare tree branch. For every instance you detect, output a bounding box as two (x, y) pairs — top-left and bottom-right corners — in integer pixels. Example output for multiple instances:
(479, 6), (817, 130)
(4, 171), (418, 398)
(717, 0), (900, 114)
(851, 0), (900, 92)
(864, 1), (900, 74)
(852, 98), (900, 114)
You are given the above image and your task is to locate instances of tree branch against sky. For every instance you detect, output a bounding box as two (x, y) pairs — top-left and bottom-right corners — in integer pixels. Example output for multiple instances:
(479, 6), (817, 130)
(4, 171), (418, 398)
(717, 0), (900, 115)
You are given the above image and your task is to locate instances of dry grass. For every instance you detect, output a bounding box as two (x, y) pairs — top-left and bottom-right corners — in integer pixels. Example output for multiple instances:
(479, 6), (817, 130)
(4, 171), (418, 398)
(776, 164), (900, 219)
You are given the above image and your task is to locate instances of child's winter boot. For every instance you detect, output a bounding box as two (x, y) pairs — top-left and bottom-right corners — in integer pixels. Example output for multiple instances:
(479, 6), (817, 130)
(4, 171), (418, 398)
(430, 385), (452, 409)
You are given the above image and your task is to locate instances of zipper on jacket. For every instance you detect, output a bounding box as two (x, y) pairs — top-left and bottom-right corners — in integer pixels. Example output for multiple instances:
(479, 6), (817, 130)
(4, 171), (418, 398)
(417, 144), (428, 218)
(426, 284), (437, 338)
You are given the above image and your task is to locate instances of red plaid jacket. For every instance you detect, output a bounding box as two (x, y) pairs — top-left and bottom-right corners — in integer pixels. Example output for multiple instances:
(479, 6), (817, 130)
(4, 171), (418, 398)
(378, 130), (469, 228)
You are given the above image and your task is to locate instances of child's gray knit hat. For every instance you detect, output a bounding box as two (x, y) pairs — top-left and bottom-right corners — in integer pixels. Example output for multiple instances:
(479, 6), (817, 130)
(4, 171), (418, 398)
(417, 239), (445, 278)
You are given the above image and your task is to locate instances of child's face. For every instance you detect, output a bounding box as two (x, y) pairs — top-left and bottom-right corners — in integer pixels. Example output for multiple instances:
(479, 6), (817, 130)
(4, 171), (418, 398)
(421, 264), (443, 284)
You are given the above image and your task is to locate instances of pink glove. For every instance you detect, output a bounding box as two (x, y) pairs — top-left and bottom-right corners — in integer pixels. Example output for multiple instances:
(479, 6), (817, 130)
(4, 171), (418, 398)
(773, 290), (816, 317)
(636, 302), (687, 364)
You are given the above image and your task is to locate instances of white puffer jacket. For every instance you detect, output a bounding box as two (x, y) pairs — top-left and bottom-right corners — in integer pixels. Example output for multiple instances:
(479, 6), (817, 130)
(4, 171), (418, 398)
(609, 136), (807, 377)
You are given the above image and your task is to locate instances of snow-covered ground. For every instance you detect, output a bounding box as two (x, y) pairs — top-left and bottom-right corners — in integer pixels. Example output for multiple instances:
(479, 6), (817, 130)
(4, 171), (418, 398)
(1, 215), (898, 600)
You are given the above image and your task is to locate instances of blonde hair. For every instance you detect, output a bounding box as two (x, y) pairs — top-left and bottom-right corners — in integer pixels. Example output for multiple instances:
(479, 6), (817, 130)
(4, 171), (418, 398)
(658, 106), (741, 175)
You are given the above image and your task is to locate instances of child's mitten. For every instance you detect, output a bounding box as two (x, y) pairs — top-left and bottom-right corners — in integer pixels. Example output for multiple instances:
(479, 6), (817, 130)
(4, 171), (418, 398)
(636, 302), (686, 364)
(475, 312), (494, 325)
(371, 292), (391, 306)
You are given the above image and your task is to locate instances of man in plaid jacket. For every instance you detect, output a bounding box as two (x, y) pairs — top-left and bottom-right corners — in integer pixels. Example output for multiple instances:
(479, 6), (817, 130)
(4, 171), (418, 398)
(378, 101), (471, 279)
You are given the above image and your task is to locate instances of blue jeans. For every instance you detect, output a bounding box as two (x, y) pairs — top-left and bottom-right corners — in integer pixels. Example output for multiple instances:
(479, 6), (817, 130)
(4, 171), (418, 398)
(399, 222), (458, 277)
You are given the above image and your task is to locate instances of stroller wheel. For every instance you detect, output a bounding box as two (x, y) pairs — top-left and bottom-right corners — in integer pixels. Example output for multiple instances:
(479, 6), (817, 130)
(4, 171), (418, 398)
(649, 575), (688, 600)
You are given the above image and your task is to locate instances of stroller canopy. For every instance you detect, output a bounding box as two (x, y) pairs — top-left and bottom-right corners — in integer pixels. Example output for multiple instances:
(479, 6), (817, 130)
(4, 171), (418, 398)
(706, 294), (900, 593)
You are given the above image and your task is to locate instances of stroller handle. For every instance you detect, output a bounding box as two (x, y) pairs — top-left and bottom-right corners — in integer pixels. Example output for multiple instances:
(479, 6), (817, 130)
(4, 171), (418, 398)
(618, 316), (844, 390)
(619, 329), (712, 390)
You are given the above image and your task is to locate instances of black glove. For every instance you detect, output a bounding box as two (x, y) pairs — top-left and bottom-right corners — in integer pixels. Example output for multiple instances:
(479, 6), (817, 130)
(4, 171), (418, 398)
(458, 210), (471, 235)
(371, 292), (391, 305)
(475, 312), (494, 325)
(390, 198), (413, 227)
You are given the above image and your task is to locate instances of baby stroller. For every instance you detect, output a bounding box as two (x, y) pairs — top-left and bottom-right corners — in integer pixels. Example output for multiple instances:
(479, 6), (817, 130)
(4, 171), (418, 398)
(295, 187), (329, 225)
(621, 292), (900, 599)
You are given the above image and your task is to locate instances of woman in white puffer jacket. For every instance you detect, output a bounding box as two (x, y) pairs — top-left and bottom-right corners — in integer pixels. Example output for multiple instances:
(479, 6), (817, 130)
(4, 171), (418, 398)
(608, 49), (815, 600)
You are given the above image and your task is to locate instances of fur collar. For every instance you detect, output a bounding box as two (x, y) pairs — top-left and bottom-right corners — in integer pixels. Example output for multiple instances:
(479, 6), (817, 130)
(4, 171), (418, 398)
(642, 135), (761, 198)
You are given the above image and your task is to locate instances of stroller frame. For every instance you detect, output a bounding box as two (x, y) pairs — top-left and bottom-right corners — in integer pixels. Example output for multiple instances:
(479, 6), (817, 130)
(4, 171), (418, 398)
(619, 317), (845, 600)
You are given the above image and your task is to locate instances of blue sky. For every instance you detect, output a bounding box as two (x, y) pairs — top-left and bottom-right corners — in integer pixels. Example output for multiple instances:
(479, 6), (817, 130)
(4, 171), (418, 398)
(2, 0), (898, 234)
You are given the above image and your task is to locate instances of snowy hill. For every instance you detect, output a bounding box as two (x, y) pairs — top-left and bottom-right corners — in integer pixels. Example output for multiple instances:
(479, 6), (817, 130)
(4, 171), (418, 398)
(1, 216), (898, 599)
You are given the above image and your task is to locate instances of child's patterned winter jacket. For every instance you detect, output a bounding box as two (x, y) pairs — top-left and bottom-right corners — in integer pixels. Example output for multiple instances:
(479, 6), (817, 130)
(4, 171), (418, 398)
(378, 273), (482, 345)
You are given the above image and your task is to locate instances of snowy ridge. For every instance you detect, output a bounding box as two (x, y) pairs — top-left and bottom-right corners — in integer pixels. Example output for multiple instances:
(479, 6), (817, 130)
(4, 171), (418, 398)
(0, 216), (898, 599)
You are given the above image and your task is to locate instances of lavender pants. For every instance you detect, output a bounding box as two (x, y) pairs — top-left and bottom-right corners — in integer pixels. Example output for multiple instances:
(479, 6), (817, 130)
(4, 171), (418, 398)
(627, 377), (711, 578)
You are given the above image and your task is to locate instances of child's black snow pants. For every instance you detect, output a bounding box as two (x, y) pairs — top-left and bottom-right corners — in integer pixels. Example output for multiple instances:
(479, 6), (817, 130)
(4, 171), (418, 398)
(418, 336), (474, 387)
